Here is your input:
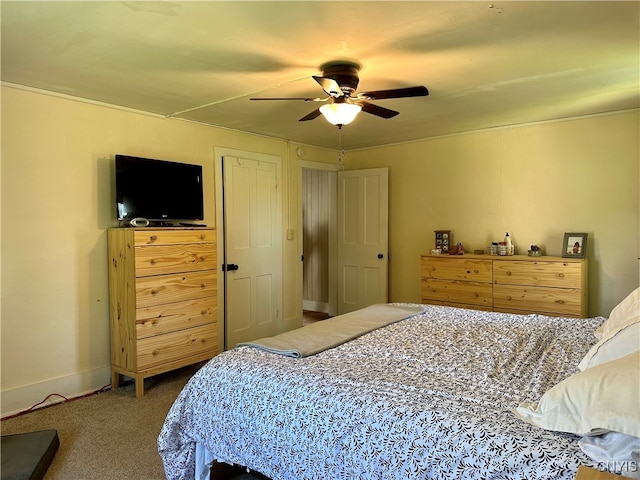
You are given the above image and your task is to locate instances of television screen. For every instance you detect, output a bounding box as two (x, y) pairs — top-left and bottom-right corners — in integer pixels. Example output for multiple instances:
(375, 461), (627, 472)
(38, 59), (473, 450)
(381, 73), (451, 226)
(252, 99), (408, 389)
(115, 154), (204, 222)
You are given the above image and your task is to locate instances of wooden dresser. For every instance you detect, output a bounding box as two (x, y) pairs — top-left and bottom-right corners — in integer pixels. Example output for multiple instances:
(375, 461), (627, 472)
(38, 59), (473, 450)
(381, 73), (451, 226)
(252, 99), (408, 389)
(108, 227), (218, 397)
(421, 254), (588, 317)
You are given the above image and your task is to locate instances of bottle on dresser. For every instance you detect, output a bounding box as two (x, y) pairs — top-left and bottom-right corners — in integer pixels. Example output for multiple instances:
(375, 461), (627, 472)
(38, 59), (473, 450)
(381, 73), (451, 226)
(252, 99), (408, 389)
(504, 232), (514, 255)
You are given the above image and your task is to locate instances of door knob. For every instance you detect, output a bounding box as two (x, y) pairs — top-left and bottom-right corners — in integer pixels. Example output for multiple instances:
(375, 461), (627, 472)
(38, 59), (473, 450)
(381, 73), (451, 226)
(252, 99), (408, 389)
(222, 263), (239, 271)
(377, 254), (384, 259)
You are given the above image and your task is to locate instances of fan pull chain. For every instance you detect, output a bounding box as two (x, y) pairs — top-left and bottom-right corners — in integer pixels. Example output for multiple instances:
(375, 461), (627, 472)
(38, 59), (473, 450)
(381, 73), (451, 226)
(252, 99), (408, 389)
(337, 126), (345, 162)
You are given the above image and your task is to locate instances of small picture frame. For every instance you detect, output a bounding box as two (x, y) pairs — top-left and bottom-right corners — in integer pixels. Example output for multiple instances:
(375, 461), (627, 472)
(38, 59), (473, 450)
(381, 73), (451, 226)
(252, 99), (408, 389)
(562, 232), (588, 258)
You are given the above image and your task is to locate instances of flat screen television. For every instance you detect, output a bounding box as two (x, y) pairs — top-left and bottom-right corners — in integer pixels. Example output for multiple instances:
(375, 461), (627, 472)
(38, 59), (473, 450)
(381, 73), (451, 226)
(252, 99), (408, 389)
(115, 154), (204, 222)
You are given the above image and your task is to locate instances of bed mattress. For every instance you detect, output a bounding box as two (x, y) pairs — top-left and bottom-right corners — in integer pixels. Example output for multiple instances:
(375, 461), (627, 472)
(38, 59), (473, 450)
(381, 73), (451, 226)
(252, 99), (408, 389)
(159, 305), (604, 480)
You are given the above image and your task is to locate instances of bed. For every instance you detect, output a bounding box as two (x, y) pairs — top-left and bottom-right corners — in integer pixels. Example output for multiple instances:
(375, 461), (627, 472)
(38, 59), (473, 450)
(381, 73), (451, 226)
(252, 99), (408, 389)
(158, 294), (640, 480)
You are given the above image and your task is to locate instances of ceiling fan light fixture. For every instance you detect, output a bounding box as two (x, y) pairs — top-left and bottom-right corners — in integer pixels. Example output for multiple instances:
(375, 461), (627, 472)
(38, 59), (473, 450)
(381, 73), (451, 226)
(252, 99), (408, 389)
(319, 103), (362, 126)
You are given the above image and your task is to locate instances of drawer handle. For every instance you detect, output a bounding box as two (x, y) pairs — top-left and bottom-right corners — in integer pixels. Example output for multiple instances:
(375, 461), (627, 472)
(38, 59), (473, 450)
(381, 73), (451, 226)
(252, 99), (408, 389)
(152, 349), (160, 356)
(199, 235), (206, 241)
(200, 283), (206, 289)
(149, 235), (158, 243)
(506, 296), (512, 301)
(150, 259), (157, 265)
(151, 289), (159, 296)
(558, 273), (565, 279)
(506, 271), (512, 276)
(201, 309), (209, 315)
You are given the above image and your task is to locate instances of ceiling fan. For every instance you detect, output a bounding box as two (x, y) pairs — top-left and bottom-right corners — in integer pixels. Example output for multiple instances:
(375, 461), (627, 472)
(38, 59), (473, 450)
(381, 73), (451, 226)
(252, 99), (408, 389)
(250, 61), (429, 127)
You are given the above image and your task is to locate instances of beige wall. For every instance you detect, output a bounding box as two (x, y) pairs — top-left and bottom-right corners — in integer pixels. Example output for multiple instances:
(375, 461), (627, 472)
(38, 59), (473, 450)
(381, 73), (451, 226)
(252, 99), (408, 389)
(344, 111), (640, 317)
(1, 84), (637, 416)
(0, 87), (216, 415)
(0, 85), (339, 416)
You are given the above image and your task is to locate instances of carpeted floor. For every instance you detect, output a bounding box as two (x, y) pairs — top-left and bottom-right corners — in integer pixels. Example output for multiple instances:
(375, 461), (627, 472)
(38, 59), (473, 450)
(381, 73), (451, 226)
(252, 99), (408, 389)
(3, 315), (333, 479)
(1, 364), (261, 480)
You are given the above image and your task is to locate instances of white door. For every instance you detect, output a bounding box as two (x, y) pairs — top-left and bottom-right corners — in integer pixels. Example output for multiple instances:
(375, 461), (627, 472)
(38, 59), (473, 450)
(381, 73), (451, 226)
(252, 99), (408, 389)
(337, 168), (389, 314)
(219, 151), (282, 348)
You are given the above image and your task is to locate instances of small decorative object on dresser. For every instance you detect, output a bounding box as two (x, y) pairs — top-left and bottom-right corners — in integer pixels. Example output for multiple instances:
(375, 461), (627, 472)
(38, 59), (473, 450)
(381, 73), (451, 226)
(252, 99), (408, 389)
(434, 230), (451, 253)
(504, 232), (514, 255)
(562, 232), (588, 258)
(528, 244), (543, 257)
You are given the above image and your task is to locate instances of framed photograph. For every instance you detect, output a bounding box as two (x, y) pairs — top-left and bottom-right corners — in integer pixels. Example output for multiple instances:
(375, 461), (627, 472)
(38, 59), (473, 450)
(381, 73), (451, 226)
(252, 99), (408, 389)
(562, 232), (588, 258)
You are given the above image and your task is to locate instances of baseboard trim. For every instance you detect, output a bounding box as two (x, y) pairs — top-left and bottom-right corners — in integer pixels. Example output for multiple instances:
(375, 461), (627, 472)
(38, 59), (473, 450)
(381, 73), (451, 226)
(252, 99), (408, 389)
(1, 366), (111, 418)
(303, 300), (329, 313)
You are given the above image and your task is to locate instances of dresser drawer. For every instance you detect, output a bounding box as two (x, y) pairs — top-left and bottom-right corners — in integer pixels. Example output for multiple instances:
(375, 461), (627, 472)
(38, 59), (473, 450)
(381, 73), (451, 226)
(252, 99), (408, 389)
(137, 323), (218, 370)
(493, 284), (583, 316)
(422, 256), (492, 282)
(419, 254), (587, 318)
(135, 270), (216, 308)
(493, 260), (583, 288)
(134, 229), (214, 246)
(136, 296), (216, 339)
(134, 243), (216, 276)
(422, 278), (493, 308)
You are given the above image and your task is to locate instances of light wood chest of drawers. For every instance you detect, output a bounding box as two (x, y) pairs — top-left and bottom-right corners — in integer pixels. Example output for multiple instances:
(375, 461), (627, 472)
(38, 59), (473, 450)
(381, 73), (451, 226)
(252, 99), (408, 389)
(108, 227), (218, 397)
(421, 254), (588, 317)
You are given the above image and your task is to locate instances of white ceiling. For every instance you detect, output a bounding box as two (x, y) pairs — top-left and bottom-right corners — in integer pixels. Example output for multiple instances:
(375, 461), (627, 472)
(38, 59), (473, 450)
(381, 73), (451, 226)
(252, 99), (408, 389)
(2, 1), (638, 150)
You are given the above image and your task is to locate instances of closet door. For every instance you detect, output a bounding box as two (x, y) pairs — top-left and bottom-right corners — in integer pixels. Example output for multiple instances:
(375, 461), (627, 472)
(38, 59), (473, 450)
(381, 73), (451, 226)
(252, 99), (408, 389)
(222, 152), (282, 348)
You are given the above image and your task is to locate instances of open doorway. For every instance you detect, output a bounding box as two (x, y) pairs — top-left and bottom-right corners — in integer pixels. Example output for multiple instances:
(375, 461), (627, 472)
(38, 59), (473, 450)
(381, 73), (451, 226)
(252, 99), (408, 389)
(299, 161), (340, 321)
(299, 162), (389, 321)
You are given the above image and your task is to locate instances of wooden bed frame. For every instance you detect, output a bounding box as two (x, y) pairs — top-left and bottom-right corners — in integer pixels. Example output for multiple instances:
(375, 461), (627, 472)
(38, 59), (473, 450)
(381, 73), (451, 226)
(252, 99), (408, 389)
(575, 465), (633, 480)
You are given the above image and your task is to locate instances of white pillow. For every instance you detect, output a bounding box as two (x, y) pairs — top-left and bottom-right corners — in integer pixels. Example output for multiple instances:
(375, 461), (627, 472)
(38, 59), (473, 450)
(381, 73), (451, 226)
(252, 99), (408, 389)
(579, 432), (640, 480)
(579, 318), (640, 371)
(514, 350), (640, 438)
(596, 287), (640, 340)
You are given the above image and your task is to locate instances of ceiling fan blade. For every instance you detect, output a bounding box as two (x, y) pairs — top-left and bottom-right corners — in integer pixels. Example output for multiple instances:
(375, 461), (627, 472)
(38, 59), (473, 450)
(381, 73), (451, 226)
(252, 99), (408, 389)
(358, 86), (428, 100)
(250, 97), (327, 102)
(299, 108), (323, 122)
(359, 101), (399, 119)
(312, 76), (344, 97)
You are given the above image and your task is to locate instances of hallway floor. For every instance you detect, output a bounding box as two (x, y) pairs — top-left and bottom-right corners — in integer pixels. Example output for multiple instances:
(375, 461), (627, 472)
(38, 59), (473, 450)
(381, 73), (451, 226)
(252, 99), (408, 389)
(303, 310), (331, 325)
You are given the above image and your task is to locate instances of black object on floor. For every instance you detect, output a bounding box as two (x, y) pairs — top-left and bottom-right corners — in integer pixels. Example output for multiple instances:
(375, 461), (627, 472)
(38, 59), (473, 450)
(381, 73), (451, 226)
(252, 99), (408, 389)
(1, 430), (59, 480)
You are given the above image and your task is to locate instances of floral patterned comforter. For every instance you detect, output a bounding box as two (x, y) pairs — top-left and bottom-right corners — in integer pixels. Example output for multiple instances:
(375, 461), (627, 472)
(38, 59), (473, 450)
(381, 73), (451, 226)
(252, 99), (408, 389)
(158, 304), (604, 480)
